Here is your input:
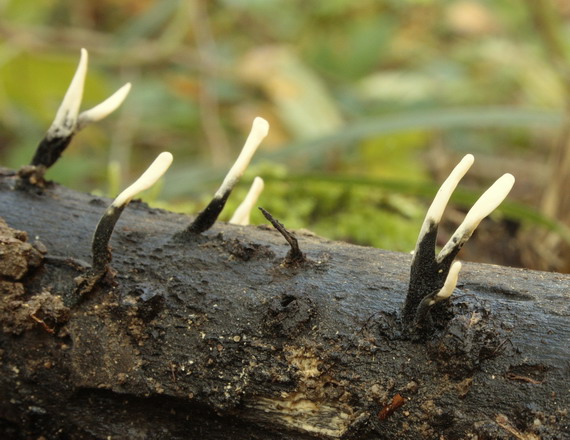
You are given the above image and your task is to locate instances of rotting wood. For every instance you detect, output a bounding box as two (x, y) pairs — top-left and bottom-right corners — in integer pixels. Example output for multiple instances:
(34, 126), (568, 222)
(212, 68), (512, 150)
(0, 169), (569, 439)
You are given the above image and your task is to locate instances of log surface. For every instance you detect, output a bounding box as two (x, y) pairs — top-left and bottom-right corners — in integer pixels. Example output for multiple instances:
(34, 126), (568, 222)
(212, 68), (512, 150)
(0, 169), (569, 439)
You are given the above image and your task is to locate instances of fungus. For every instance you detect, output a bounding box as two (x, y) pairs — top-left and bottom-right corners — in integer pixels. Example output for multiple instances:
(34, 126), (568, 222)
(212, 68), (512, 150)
(91, 152), (173, 272)
(229, 177), (264, 226)
(402, 154), (515, 331)
(183, 117), (269, 234)
(28, 48), (131, 172)
(413, 261), (462, 325)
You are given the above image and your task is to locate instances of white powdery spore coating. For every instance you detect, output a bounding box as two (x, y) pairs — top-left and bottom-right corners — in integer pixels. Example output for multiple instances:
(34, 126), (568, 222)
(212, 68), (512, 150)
(78, 83), (132, 129)
(425, 154), (474, 224)
(229, 177), (265, 225)
(437, 173), (515, 262)
(433, 261), (462, 304)
(48, 48), (88, 138)
(113, 152), (174, 207)
(215, 117), (269, 198)
(414, 154), (474, 249)
(460, 173), (515, 233)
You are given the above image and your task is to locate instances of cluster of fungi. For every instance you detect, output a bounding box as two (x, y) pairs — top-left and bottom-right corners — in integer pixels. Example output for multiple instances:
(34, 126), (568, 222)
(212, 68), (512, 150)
(18, 49), (515, 335)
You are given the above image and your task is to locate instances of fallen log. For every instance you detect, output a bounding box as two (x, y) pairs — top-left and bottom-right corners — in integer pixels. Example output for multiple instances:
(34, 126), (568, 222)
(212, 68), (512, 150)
(0, 168), (569, 440)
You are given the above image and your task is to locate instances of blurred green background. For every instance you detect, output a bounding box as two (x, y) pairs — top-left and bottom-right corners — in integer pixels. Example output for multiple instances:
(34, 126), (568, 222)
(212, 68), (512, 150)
(1, 0), (569, 272)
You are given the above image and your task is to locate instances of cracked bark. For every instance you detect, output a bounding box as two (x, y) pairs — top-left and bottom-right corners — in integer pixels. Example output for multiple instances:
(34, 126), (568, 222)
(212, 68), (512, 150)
(0, 168), (568, 440)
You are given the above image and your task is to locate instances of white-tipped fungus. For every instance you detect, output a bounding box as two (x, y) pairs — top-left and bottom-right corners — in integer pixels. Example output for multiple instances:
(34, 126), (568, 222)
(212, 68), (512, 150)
(432, 261), (462, 305)
(215, 117), (269, 198)
(185, 117), (269, 235)
(30, 49), (132, 171)
(112, 152), (173, 207)
(78, 83), (132, 129)
(229, 177), (265, 225)
(49, 48), (131, 137)
(47, 48), (88, 140)
(404, 154), (515, 331)
(437, 173), (515, 263)
(91, 152), (173, 272)
(415, 154), (474, 251)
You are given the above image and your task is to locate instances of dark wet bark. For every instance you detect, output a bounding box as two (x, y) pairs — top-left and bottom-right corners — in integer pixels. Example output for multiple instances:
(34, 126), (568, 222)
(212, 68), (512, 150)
(0, 168), (568, 440)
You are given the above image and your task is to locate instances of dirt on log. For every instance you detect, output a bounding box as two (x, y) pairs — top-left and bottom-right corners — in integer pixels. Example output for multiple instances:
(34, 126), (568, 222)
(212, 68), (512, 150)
(0, 168), (569, 440)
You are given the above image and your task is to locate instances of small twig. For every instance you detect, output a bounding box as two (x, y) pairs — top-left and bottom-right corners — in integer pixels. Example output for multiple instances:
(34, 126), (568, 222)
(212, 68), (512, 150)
(259, 207), (306, 265)
(43, 255), (91, 271)
(506, 373), (542, 385)
(378, 394), (405, 420)
(524, 0), (570, 94)
(0, 22), (202, 68)
(30, 313), (55, 334)
(495, 414), (538, 440)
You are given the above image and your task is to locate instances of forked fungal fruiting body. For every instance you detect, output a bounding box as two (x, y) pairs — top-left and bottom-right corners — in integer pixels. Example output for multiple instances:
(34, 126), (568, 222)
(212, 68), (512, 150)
(30, 49), (131, 170)
(403, 155), (515, 332)
(185, 117), (269, 234)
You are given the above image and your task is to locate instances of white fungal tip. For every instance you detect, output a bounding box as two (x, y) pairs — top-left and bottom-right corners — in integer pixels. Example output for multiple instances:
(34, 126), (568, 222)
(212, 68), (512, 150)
(48, 48), (89, 138)
(462, 153), (475, 166)
(437, 173), (515, 262)
(459, 173), (515, 234)
(434, 261), (462, 303)
(252, 116), (270, 137)
(414, 154), (475, 251)
(112, 152), (173, 207)
(229, 177), (265, 225)
(426, 154), (474, 224)
(215, 117), (269, 197)
(464, 173), (515, 225)
(78, 82), (132, 129)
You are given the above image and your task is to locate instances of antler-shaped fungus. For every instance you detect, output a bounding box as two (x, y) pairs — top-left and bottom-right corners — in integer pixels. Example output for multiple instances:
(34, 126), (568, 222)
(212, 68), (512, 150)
(402, 154), (515, 332)
(29, 49), (131, 172)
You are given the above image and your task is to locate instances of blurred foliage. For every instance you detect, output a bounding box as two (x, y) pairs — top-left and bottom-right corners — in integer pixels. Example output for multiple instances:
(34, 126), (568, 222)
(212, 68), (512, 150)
(1, 0), (570, 270)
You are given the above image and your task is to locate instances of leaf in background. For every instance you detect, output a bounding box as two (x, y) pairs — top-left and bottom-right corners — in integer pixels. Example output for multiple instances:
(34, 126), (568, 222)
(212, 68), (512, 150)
(1, 51), (109, 123)
(162, 106), (563, 198)
(2, 0), (52, 24)
(115, 0), (181, 44)
(357, 71), (441, 103)
(308, 15), (396, 81)
(263, 107), (564, 162)
(269, 172), (570, 246)
(239, 46), (343, 139)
